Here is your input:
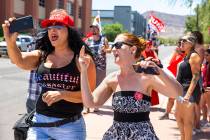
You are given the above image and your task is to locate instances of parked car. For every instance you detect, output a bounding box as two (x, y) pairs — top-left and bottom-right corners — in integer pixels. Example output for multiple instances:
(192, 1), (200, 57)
(0, 35), (33, 55)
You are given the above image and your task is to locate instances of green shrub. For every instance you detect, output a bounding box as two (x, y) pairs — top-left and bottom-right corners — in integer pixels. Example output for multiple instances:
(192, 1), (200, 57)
(158, 37), (177, 46)
(103, 23), (127, 42)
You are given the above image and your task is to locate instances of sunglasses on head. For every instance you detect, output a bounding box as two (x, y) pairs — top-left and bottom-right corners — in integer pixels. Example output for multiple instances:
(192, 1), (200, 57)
(177, 39), (187, 46)
(181, 39), (188, 43)
(47, 22), (66, 29)
(112, 41), (133, 49)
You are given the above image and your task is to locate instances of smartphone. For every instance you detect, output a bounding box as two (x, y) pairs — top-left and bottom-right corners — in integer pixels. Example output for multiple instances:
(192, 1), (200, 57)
(133, 64), (144, 73)
(9, 15), (34, 33)
(133, 64), (160, 75)
(143, 66), (160, 75)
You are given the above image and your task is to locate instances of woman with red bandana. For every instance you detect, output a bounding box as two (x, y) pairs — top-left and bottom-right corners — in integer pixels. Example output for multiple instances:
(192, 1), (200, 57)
(2, 9), (96, 139)
(142, 40), (159, 60)
(79, 33), (182, 139)
(142, 40), (161, 106)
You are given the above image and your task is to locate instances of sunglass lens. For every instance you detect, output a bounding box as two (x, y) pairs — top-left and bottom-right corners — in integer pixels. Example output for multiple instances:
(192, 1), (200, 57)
(47, 22), (65, 29)
(112, 42), (123, 49)
(182, 39), (187, 43)
(48, 25), (64, 29)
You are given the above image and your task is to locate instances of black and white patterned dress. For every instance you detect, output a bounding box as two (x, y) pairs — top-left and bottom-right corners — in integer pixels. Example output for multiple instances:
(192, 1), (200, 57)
(103, 91), (159, 140)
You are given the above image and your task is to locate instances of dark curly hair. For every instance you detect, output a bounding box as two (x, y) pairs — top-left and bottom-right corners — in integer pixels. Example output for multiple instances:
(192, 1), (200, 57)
(35, 27), (93, 60)
(191, 31), (204, 45)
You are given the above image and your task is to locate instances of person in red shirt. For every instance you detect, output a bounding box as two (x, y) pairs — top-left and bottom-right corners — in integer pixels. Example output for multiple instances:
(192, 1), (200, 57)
(142, 40), (161, 106)
(142, 40), (159, 60)
(159, 39), (185, 120)
(200, 48), (210, 125)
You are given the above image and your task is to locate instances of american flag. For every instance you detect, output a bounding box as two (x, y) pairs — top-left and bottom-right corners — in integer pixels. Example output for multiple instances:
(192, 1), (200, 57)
(148, 14), (165, 33)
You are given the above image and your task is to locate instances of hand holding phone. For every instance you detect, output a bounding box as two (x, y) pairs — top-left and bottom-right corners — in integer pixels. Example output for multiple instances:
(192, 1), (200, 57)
(9, 15), (34, 33)
(133, 64), (160, 75)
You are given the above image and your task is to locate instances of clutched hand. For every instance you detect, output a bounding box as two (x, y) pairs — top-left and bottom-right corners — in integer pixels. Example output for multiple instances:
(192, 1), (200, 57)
(2, 17), (18, 44)
(42, 91), (62, 106)
(133, 60), (160, 75)
(101, 45), (112, 53)
(183, 94), (190, 102)
(144, 57), (163, 68)
(79, 46), (91, 71)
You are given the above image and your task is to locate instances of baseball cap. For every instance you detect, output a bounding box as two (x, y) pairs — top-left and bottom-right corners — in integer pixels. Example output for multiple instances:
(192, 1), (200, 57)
(41, 10), (74, 28)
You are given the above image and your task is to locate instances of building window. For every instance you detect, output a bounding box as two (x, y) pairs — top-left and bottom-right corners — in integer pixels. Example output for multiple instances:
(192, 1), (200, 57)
(131, 14), (134, 21)
(56, 0), (64, 9)
(67, 1), (73, 16)
(79, 6), (82, 18)
(39, 0), (45, 7)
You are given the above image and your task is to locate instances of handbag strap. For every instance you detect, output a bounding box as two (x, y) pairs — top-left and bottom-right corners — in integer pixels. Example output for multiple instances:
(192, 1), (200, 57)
(25, 111), (82, 127)
(25, 109), (36, 126)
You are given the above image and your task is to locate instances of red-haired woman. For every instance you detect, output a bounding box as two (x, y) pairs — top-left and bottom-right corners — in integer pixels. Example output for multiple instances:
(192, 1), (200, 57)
(79, 33), (182, 139)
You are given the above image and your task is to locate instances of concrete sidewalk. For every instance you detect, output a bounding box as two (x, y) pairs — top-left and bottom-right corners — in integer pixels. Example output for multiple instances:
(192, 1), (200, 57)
(83, 94), (210, 140)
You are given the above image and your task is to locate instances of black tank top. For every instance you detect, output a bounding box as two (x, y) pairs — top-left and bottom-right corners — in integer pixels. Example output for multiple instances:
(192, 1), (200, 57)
(176, 50), (201, 103)
(36, 54), (83, 118)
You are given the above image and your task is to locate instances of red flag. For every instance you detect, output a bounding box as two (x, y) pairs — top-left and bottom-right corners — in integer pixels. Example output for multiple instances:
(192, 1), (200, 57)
(82, 32), (93, 41)
(149, 14), (165, 32)
(167, 51), (185, 76)
(86, 32), (93, 38)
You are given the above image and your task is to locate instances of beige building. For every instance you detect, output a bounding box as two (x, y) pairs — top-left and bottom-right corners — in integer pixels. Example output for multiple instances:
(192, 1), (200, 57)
(0, 0), (92, 34)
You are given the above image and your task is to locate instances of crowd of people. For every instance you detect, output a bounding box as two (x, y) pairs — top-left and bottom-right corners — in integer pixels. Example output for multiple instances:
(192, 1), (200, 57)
(2, 8), (210, 140)
(159, 31), (210, 140)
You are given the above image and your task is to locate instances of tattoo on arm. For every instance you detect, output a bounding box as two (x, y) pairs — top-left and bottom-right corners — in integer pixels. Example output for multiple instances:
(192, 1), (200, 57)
(192, 73), (200, 84)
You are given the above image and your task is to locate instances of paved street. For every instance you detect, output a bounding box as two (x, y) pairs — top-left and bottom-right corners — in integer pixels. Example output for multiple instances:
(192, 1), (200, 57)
(0, 46), (209, 140)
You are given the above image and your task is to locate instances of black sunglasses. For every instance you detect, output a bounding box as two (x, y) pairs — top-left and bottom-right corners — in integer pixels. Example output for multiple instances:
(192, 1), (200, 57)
(112, 41), (133, 49)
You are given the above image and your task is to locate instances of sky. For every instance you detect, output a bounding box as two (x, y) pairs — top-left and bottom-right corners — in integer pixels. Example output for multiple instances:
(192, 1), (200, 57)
(92, 0), (201, 16)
